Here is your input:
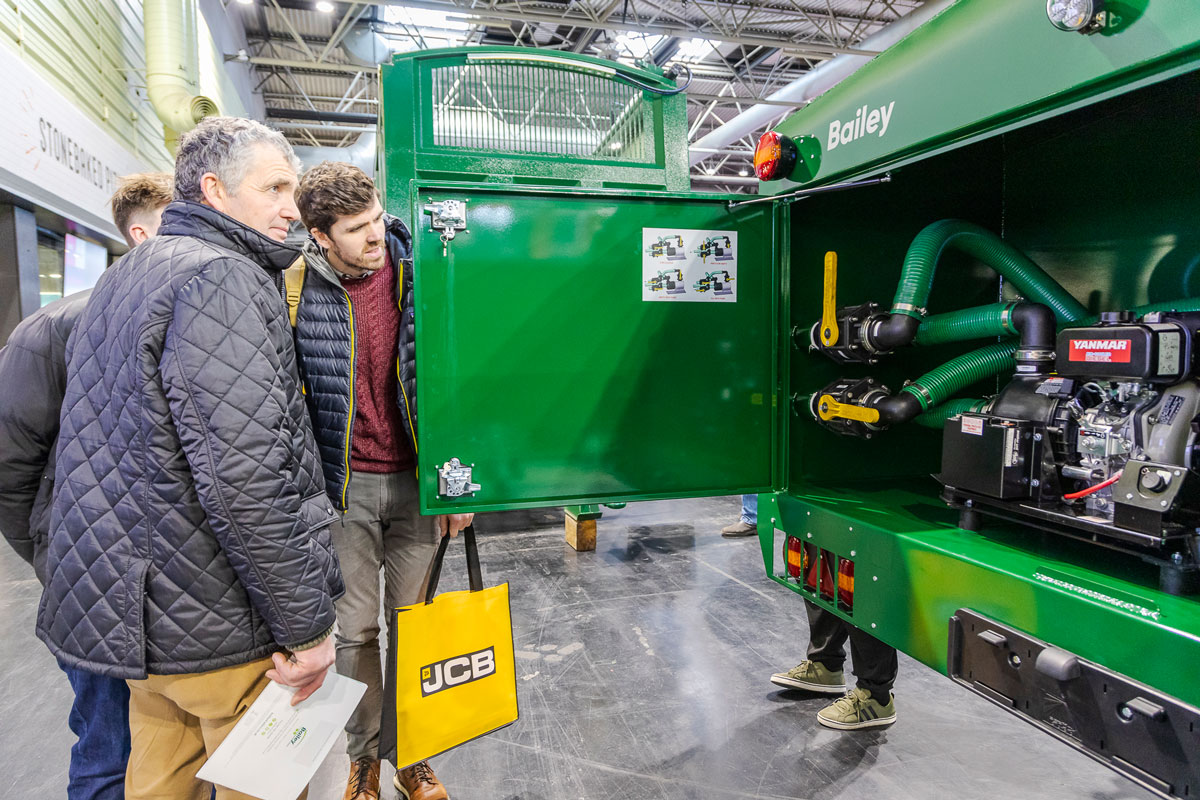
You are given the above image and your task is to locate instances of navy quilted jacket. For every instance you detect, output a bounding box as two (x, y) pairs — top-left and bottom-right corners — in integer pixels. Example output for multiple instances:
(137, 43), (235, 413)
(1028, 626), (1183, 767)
(292, 214), (417, 510)
(37, 201), (344, 679)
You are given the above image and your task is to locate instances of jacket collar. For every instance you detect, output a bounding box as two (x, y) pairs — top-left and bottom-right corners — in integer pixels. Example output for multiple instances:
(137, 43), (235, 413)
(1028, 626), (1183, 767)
(158, 200), (301, 273)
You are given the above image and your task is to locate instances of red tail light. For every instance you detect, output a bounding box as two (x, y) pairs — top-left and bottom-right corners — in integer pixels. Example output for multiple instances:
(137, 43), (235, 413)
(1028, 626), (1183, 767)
(754, 131), (798, 181)
(819, 549), (836, 601)
(803, 542), (819, 591)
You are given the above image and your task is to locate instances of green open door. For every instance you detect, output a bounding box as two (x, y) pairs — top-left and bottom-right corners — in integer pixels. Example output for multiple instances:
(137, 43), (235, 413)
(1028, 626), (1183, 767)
(411, 185), (779, 514)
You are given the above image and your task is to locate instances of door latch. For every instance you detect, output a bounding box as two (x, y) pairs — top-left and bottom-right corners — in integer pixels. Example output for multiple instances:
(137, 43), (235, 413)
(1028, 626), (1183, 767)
(438, 457), (481, 498)
(423, 199), (468, 256)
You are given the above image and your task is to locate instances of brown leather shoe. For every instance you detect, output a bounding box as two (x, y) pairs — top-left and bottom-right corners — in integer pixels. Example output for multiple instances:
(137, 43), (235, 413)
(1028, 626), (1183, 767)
(343, 757), (381, 800)
(394, 760), (449, 800)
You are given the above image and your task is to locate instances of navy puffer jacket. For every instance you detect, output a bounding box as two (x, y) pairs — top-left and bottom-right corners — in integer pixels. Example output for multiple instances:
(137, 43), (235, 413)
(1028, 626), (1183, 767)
(290, 214), (417, 510)
(0, 289), (91, 584)
(37, 201), (344, 680)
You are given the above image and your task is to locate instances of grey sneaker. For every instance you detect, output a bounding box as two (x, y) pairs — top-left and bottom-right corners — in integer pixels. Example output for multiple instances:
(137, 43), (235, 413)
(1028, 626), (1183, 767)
(770, 660), (846, 694)
(721, 520), (756, 537)
(816, 687), (896, 730)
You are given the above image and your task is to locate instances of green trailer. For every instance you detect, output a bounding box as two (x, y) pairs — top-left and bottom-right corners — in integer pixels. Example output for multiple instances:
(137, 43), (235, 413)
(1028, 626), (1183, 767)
(378, 4), (1200, 794)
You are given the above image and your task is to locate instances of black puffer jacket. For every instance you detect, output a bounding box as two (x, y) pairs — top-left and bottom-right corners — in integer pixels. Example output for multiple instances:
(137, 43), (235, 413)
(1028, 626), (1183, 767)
(0, 290), (91, 584)
(290, 214), (417, 510)
(37, 201), (344, 680)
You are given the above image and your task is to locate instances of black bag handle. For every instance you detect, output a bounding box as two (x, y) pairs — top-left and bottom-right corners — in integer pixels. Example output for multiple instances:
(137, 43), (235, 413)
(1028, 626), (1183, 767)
(424, 523), (483, 604)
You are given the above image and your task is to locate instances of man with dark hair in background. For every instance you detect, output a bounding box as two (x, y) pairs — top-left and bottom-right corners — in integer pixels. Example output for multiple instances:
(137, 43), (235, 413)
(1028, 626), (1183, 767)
(36, 117), (345, 800)
(0, 171), (171, 800)
(290, 161), (471, 800)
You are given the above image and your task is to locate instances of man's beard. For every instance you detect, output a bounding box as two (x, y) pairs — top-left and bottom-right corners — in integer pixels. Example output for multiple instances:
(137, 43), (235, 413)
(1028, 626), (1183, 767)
(332, 242), (385, 279)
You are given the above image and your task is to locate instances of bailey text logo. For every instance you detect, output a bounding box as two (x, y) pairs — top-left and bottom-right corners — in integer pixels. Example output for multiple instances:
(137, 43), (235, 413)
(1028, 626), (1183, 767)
(828, 101), (895, 150)
(420, 647), (497, 696)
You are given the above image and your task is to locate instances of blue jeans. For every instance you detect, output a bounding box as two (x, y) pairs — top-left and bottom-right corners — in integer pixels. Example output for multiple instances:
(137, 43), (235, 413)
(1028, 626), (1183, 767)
(60, 661), (131, 800)
(740, 494), (758, 526)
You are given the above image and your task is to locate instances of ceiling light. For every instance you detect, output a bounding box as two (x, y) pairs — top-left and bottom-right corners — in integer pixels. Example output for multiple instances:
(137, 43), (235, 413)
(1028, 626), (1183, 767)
(738, 169), (749, 177)
(609, 141), (622, 151)
(235, 0), (253, 5)
(315, 0), (335, 12)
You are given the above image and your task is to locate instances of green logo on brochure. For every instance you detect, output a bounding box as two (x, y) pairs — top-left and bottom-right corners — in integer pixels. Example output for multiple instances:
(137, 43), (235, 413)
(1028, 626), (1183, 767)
(289, 727), (308, 746)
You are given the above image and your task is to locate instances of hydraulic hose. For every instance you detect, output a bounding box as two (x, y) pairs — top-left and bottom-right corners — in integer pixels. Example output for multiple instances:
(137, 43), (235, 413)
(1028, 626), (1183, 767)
(892, 220), (1087, 324)
(913, 399), (989, 428)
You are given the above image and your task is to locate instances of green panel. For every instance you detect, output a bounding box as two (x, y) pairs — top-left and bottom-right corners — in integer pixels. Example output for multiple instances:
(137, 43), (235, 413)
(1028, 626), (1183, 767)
(1003, 72), (1200, 317)
(380, 47), (690, 223)
(758, 486), (1200, 707)
(770, 0), (1200, 190)
(411, 184), (777, 514)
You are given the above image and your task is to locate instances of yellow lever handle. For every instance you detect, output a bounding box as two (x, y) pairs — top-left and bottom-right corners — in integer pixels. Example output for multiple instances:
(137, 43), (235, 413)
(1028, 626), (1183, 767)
(816, 394), (880, 424)
(821, 251), (838, 347)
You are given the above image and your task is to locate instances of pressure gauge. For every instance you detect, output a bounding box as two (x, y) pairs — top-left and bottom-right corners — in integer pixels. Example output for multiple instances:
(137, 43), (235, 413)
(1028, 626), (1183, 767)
(1046, 0), (1104, 33)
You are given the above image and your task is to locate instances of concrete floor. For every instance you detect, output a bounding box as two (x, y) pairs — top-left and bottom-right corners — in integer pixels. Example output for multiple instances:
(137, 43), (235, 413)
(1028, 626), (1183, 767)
(0, 495), (1154, 800)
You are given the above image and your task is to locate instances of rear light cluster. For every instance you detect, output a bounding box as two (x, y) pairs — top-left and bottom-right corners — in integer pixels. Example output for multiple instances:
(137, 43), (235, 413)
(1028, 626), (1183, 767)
(754, 131), (798, 181)
(783, 536), (856, 614)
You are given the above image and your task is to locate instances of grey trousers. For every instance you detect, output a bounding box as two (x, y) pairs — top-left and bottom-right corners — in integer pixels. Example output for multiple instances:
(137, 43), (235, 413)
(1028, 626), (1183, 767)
(331, 469), (440, 760)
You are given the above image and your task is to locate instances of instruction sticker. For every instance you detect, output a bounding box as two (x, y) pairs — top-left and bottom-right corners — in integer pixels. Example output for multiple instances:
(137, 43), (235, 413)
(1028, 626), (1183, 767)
(961, 416), (984, 436)
(642, 228), (738, 303)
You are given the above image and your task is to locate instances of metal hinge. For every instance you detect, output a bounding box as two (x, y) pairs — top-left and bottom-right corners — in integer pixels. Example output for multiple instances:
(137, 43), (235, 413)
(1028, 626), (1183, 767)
(438, 457), (481, 498)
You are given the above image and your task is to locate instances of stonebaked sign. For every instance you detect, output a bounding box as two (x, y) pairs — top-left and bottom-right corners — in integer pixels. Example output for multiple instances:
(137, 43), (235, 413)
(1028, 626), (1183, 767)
(0, 44), (151, 239)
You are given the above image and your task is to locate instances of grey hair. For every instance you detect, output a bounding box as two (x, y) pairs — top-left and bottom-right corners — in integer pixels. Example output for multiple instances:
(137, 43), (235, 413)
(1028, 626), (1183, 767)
(174, 117), (301, 203)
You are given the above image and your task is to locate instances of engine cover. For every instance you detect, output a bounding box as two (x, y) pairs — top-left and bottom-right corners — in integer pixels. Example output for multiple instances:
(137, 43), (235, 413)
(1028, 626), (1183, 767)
(1056, 312), (1197, 383)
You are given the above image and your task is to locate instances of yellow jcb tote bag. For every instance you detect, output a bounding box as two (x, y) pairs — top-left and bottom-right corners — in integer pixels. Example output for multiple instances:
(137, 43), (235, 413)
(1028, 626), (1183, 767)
(380, 525), (518, 768)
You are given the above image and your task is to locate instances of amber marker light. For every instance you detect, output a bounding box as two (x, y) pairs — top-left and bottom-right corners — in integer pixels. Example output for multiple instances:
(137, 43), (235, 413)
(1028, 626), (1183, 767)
(754, 131), (798, 181)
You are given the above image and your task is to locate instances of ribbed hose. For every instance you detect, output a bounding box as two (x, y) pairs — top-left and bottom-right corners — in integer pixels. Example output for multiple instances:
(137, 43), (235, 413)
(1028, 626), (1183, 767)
(902, 342), (1019, 410)
(1128, 297), (1200, 317)
(914, 303), (1016, 345)
(913, 398), (989, 428)
(894, 220), (1087, 323)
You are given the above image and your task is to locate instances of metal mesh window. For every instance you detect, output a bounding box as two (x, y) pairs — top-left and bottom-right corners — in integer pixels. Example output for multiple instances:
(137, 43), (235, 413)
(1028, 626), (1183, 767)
(430, 62), (651, 162)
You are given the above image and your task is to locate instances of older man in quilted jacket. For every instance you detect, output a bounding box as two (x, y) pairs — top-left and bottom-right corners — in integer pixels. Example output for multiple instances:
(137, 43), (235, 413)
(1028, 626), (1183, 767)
(37, 117), (345, 800)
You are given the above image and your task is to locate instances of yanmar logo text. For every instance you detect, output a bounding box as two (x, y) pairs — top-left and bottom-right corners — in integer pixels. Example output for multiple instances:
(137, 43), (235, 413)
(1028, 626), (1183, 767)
(420, 647), (496, 697)
(1068, 339), (1132, 363)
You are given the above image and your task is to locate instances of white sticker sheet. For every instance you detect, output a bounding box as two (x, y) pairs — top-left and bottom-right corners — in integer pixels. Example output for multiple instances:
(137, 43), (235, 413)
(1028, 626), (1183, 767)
(642, 227), (738, 302)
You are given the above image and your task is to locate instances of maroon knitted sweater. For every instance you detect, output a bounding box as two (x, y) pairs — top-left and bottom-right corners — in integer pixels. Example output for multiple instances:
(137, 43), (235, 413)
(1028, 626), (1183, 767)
(342, 254), (414, 473)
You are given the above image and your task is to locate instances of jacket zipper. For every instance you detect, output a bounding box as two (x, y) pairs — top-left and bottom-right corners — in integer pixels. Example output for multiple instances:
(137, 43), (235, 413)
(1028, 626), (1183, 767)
(396, 259), (419, 460)
(340, 289), (356, 511)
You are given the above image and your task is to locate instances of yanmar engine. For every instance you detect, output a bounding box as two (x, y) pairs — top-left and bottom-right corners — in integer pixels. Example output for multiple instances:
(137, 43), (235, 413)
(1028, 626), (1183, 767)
(939, 311), (1200, 593)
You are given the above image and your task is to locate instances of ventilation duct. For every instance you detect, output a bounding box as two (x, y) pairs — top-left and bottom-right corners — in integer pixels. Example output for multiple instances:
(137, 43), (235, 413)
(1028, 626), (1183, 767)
(144, 0), (219, 142)
(293, 132), (378, 180)
(688, 0), (953, 167)
(342, 23), (415, 67)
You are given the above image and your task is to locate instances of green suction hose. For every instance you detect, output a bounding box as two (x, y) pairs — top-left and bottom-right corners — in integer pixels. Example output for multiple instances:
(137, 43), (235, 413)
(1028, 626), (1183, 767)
(902, 342), (1019, 411)
(914, 303), (1018, 345)
(893, 220), (1086, 323)
(913, 398), (989, 428)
